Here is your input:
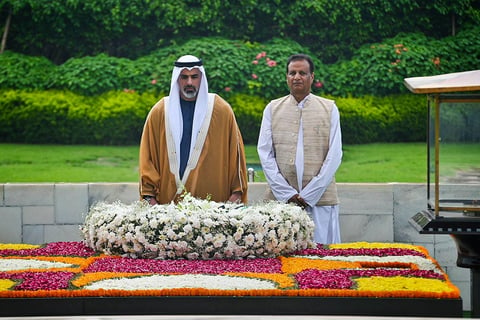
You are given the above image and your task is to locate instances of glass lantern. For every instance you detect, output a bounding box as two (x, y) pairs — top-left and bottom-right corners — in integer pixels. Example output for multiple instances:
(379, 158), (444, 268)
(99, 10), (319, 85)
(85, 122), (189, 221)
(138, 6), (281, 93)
(427, 93), (480, 217)
(404, 70), (480, 222)
(404, 70), (480, 317)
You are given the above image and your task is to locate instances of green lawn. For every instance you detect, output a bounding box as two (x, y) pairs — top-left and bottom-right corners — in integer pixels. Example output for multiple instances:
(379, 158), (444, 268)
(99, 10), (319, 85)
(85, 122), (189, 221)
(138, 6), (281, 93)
(1, 142), (477, 183)
(337, 143), (427, 183)
(0, 144), (140, 183)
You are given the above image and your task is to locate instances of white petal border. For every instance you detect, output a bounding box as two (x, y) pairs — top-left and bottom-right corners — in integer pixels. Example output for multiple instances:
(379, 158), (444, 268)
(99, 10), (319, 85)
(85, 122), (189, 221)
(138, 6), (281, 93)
(85, 274), (277, 291)
(0, 259), (74, 271)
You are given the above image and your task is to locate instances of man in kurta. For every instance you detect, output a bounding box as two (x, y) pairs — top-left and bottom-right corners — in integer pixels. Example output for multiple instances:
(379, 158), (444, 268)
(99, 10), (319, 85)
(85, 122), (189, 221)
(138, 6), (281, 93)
(257, 54), (343, 244)
(139, 55), (248, 205)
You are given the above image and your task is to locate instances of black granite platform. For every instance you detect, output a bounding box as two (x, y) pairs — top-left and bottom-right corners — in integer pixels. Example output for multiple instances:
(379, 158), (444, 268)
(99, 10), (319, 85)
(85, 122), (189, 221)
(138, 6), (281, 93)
(0, 296), (463, 318)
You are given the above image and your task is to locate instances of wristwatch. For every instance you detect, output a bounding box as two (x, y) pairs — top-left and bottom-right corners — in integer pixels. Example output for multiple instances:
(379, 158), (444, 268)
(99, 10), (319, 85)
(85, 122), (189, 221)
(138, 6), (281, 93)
(143, 195), (154, 202)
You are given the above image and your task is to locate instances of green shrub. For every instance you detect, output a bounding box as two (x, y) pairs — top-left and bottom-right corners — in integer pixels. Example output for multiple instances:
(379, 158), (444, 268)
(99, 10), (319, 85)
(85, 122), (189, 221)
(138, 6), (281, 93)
(326, 33), (440, 97)
(433, 26), (480, 73)
(334, 96), (385, 144)
(325, 26), (480, 97)
(1, 28), (478, 98)
(0, 90), (82, 143)
(0, 37), (325, 99)
(0, 90), (159, 145)
(51, 54), (152, 96)
(90, 91), (158, 144)
(374, 94), (428, 142)
(0, 90), (428, 145)
(5, 0), (478, 66)
(144, 37), (323, 101)
(241, 38), (326, 100)
(335, 94), (426, 143)
(0, 51), (56, 90)
(229, 93), (269, 144)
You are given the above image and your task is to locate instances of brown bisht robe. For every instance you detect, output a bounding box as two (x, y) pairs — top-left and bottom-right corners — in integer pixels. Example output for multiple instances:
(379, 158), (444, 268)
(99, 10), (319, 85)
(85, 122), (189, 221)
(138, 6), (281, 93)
(139, 94), (248, 204)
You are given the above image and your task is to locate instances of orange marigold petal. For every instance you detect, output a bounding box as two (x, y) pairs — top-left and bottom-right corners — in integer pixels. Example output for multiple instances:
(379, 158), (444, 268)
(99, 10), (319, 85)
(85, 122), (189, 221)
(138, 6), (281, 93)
(72, 272), (151, 288)
(281, 256), (360, 273)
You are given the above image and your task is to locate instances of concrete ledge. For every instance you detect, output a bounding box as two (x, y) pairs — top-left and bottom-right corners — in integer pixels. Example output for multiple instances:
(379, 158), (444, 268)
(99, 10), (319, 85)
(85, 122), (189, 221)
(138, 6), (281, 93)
(0, 182), (472, 311)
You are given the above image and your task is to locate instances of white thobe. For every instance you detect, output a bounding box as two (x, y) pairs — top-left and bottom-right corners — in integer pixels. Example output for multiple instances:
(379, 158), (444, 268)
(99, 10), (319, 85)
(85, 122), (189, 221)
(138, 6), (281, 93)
(257, 94), (343, 244)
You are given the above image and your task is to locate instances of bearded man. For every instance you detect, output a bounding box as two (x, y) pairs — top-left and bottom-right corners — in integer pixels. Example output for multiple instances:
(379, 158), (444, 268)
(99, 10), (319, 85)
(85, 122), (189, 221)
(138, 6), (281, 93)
(139, 55), (248, 205)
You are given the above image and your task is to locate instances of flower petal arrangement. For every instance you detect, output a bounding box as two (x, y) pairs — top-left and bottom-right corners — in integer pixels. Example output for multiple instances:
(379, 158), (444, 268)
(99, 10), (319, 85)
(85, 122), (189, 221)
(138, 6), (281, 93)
(0, 196), (463, 317)
(81, 194), (316, 259)
(0, 194), (461, 316)
(0, 241), (460, 300)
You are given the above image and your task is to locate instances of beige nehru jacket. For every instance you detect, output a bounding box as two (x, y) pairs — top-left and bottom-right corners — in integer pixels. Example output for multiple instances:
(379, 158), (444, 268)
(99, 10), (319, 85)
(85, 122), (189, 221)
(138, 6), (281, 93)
(267, 94), (338, 206)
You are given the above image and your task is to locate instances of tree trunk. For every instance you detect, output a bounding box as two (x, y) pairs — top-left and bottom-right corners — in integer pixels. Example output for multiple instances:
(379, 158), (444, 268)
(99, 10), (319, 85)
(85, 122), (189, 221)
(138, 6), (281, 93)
(1, 8), (12, 54)
(451, 13), (456, 36)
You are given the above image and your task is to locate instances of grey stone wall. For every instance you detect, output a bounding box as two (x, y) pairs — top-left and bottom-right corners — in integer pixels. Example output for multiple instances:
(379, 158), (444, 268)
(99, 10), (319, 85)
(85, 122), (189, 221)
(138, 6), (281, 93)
(0, 182), (472, 311)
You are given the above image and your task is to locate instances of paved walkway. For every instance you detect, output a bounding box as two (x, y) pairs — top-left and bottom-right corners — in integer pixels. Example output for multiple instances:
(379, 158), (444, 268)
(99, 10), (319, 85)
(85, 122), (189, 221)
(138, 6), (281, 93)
(0, 316), (467, 320)
(447, 169), (480, 184)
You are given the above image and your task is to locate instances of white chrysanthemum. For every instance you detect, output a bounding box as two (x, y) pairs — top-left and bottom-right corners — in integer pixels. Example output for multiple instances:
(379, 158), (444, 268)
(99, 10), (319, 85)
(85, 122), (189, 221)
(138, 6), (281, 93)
(81, 195), (315, 259)
(0, 259), (73, 271)
(244, 234), (255, 246)
(304, 255), (443, 273)
(213, 233), (226, 248)
(183, 224), (193, 234)
(203, 233), (213, 244)
(193, 236), (204, 247)
(166, 229), (178, 240)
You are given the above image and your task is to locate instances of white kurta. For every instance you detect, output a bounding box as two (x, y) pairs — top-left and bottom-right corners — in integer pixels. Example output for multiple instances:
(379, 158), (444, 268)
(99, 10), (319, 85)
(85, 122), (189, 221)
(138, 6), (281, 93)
(257, 94), (343, 244)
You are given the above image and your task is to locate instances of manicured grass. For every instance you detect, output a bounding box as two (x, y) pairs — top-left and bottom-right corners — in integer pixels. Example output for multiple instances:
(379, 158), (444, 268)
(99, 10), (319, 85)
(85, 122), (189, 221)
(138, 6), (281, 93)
(0, 144), (140, 183)
(1, 142), (477, 183)
(337, 143), (427, 183)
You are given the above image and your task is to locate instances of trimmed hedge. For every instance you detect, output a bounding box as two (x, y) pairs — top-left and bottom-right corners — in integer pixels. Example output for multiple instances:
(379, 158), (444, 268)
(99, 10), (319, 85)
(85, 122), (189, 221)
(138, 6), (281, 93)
(0, 90), (157, 145)
(229, 94), (269, 145)
(335, 94), (427, 144)
(0, 90), (426, 145)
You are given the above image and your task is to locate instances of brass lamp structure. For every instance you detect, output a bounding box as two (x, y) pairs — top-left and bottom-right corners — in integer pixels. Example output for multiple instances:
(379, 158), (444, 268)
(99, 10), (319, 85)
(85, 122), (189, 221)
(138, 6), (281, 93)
(405, 69), (480, 317)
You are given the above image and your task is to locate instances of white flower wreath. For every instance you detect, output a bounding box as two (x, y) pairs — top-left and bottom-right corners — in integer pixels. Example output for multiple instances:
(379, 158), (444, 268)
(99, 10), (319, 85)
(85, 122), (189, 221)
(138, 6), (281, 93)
(81, 193), (316, 259)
